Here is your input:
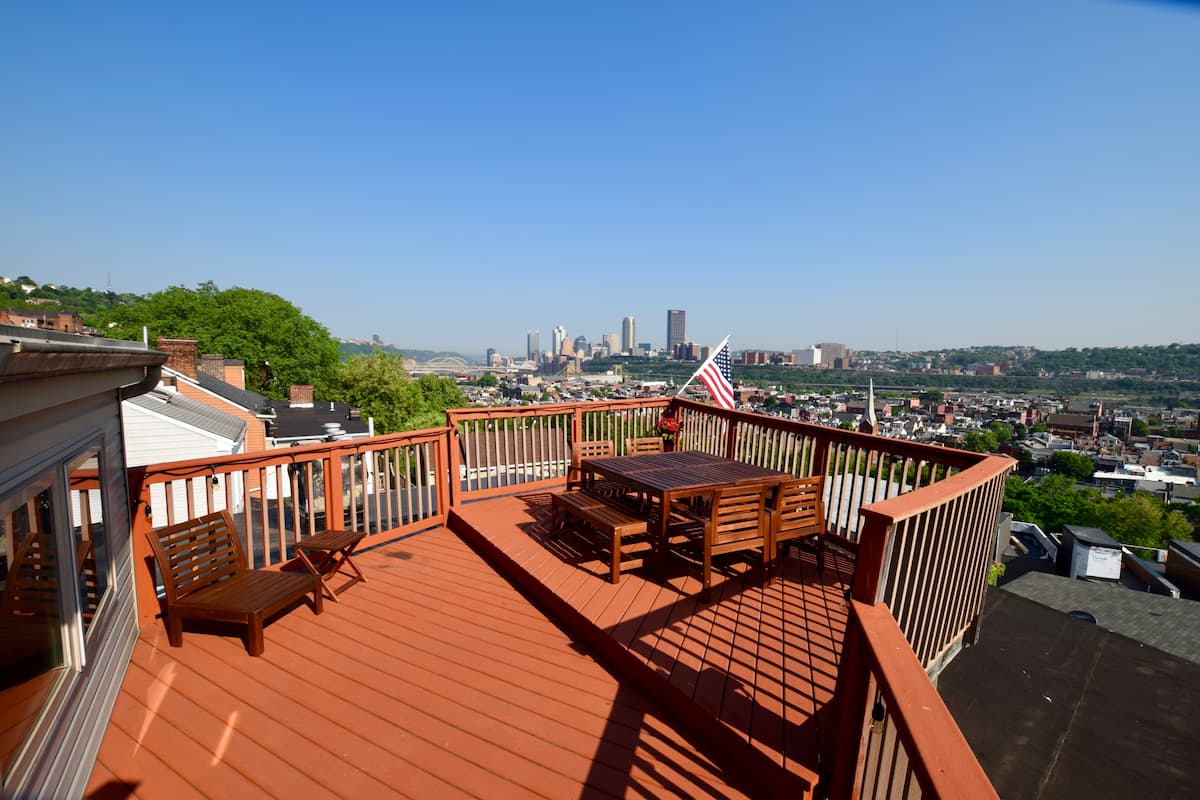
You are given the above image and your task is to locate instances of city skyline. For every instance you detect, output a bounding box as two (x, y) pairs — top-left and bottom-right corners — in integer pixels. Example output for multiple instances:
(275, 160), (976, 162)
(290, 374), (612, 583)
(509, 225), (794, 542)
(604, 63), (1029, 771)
(3, 3), (1198, 356)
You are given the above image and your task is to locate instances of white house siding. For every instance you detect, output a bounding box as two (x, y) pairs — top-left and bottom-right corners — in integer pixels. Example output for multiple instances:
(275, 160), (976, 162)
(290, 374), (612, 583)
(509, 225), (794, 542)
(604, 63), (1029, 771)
(122, 402), (246, 521)
(121, 402), (237, 467)
(0, 393), (139, 799)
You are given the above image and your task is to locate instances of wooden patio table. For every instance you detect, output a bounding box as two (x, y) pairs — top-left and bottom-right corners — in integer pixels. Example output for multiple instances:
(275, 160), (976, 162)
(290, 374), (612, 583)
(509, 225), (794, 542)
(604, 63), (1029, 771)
(580, 450), (789, 571)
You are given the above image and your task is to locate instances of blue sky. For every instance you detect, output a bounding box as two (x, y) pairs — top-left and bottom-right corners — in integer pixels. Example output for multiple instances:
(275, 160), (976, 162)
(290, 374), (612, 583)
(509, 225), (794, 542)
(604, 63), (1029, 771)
(2, 1), (1197, 357)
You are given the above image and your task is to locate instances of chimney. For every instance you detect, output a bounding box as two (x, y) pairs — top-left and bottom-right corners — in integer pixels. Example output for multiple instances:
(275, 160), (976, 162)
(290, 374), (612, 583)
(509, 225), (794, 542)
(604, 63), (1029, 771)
(156, 337), (199, 379)
(223, 360), (246, 390)
(199, 354), (225, 383)
(289, 384), (314, 407)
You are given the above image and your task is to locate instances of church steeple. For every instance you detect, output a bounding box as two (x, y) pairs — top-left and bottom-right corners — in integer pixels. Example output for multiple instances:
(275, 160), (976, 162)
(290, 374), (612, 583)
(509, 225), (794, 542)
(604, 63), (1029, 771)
(859, 379), (878, 434)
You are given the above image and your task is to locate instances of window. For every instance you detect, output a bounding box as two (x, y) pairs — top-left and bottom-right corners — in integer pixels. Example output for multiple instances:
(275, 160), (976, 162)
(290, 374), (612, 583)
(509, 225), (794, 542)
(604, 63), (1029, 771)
(0, 440), (111, 779)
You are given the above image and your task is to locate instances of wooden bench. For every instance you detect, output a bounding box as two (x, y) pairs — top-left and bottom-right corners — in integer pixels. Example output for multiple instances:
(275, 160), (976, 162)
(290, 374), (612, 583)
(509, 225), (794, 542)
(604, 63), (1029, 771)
(147, 510), (323, 656)
(551, 491), (651, 583)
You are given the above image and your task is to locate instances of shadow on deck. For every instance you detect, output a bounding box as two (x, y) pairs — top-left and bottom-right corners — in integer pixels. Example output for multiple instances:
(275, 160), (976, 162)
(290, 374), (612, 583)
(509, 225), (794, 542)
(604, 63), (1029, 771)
(449, 493), (855, 798)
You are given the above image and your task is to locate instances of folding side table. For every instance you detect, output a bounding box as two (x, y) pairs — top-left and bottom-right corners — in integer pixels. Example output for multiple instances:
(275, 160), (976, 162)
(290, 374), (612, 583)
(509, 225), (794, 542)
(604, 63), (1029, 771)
(295, 529), (367, 601)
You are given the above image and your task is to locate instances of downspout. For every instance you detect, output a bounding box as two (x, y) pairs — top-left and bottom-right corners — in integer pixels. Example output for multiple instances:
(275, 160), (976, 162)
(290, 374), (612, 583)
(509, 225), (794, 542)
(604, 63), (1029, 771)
(120, 363), (163, 400)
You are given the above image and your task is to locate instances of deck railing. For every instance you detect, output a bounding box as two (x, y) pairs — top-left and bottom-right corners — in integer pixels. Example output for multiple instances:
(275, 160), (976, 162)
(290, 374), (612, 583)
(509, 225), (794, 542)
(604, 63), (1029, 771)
(128, 396), (1010, 799)
(829, 601), (998, 800)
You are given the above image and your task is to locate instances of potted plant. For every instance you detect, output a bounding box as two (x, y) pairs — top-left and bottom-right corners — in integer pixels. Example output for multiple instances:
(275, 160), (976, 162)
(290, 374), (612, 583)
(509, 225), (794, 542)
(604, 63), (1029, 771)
(654, 415), (680, 451)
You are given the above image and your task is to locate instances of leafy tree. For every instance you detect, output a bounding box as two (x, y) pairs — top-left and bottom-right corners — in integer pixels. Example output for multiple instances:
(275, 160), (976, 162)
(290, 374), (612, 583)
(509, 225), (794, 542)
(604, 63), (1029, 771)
(99, 283), (340, 397)
(476, 373), (499, 387)
(1012, 423), (1028, 440)
(334, 350), (425, 434)
(987, 421), (1013, 447)
(1130, 418), (1150, 437)
(963, 430), (999, 453)
(1003, 474), (1193, 549)
(1050, 451), (1095, 481)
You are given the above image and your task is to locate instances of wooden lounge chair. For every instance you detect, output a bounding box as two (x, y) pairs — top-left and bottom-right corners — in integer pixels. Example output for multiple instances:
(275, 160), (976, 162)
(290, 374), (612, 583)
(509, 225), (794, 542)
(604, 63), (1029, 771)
(769, 476), (827, 574)
(146, 510), (322, 656)
(624, 437), (664, 455)
(671, 485), (771, 602)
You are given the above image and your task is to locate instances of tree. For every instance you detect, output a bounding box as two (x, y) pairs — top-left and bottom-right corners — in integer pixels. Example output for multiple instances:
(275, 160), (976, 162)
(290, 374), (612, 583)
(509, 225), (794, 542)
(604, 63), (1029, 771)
(1050, 451), (1095, 481)
(1130, 418), (1150, 437)
(987, 421), (1013, 447)
(332, 352), (467, 433)
(476, 373), (498, 387)
(963, 430), (999, 453)
(334, 350), (425, 434)
(99, 283), (340, 397)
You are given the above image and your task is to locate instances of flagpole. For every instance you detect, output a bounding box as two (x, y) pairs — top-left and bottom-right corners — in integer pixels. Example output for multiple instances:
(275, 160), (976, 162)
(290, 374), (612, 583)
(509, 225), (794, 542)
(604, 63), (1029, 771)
(675, 335), (730, 397)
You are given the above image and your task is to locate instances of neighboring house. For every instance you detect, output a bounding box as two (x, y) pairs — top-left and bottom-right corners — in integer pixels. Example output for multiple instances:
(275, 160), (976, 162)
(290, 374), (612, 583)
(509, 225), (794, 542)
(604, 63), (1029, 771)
(0, 323), (165, 799)
(0, 308), (83, 334)
(122, 389), (248, 467)
(122, 389), (250, 520)
(265, 384), (370, 447)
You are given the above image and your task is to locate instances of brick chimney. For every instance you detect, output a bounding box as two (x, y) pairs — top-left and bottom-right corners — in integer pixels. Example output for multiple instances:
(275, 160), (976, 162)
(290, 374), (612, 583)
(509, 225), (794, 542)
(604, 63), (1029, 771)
(156, 338), (198, 379)
(223, 360), (246, 390)
(289, 384), (314, 407)
(199, 354), (225, 382)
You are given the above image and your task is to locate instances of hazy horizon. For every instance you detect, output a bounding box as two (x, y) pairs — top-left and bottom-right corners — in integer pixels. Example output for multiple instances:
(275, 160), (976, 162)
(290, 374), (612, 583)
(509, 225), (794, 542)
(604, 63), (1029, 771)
(3, 2), (1197, 356)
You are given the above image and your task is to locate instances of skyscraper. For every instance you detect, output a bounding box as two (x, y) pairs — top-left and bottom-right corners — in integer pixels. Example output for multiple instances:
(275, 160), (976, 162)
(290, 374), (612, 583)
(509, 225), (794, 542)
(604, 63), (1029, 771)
(621, 316), (636, 354)
(603, 332), (620, 355)
(667, 310), (686, 357)
(552, 325), (567, 358)
(526, 331), (540, 361)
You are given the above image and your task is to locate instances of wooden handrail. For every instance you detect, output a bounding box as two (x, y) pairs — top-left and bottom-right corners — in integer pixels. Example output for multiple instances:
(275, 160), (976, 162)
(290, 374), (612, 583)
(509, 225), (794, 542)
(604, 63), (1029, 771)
(831, 601), (998, 800)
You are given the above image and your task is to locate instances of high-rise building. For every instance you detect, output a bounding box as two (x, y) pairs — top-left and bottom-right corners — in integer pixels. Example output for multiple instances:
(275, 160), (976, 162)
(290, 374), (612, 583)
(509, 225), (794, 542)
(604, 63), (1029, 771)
(667, 310), (686, 356)
(552, 325), (567, 358)
(817, 342), (850, 367)
(572, 335), (588, 355)
(486, 347), (496, 366)
(526, 331), (540, 362)
(621, 316), (636, 354)
(603, 332), (620, 355)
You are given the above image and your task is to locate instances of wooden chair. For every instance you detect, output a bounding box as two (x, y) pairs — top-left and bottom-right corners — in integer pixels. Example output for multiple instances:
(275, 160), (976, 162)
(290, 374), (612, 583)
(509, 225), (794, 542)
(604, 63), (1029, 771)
(624, 437), (665, 455)
(567, 440), (614, 489)
(146, 510), (322, 656)
(671, 485), (771, 602)
(769, 476), (827, 575)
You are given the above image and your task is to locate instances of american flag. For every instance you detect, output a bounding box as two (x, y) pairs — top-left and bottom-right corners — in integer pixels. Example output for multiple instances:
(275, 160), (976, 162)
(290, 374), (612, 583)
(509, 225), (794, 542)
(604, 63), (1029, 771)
(693, 338), (735, 409)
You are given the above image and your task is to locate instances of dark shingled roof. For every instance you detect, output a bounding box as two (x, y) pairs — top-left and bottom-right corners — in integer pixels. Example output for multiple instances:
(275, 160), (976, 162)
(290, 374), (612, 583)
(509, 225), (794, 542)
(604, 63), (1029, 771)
(1002, 571), (1200, 665)
(266, 399), (370, 440)
(939, 587), (1200, 800)
(195, 371), (270, 414)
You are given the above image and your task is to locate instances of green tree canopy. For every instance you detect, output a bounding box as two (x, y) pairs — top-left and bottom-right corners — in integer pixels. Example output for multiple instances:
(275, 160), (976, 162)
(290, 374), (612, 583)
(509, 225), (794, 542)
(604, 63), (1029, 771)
(99, 283), (340, 397)
(1003, 474), (1194, 549)
(1050, 451), (1096, 481)
(1130, 418), (1150, 437)
(333, 351), (467, 433)
(962, 430), (999, 453)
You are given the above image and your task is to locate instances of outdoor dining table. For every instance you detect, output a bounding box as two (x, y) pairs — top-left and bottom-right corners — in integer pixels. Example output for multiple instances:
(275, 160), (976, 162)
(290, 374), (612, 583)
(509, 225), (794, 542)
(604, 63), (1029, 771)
(580, 450), (790, 571)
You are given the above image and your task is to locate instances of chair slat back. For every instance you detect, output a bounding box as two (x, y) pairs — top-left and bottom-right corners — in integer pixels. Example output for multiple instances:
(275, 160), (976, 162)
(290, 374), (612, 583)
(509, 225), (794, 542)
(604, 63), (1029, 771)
(709, 485), (769, 548)
(571, 439), (615, 467)
(773, 476), (826, 541)
(625, 437), (665, 455)
(1, 533), (62, 619)
(147, 510), (247, 604)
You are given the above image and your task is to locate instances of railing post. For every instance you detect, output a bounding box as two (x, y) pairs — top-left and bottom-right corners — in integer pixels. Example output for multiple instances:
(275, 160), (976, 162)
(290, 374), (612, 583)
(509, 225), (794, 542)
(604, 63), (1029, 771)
(570, 405), (583, 445)
(445, 411), (463, 508)
(827, 610), (873, 800)
(852, 513), (895, 605)
(438, 426), (454, 514)
(126, 467), (161, 628)
(814, 433), (832, 477)
(724, 413), (738, 460)
(323, 447), (344, 531)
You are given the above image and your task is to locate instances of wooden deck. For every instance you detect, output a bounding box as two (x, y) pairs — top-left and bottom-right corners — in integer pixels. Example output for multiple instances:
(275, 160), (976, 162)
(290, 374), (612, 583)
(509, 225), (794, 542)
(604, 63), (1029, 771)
(450, 493), (853, 797)
(87, 516), (763, 799)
